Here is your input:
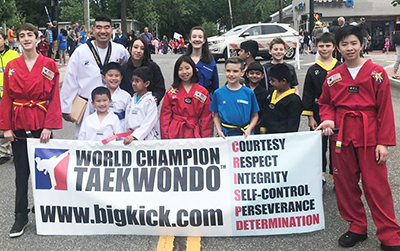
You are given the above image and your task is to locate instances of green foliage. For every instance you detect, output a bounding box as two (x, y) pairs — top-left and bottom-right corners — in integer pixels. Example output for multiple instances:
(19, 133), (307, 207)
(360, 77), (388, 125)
(392, 0), (400, 6)
(0, 0), (17, 24)
(59, 0), (84, 24)
(202, 21), (219, 37)
(15, 0), (48, 26)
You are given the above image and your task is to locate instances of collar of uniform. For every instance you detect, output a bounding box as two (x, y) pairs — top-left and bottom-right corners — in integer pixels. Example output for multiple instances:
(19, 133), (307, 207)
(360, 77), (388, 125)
(271, 88), (296, 105)
(316, 58), (338, 71)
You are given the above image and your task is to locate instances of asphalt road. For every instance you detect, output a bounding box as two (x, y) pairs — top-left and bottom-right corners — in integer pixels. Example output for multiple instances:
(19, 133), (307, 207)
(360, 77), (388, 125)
(0, 52), (399, 251)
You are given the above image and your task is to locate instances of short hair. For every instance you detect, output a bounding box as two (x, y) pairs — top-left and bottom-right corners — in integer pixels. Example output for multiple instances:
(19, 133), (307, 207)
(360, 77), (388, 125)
(172, 55), (199, 88)
(246, 62), (263, 74)
(225, 57), (245, 70)
(52, 20), (58, 26)
(338, 17), (345, 23)
(316, 32), (335, 45)
(101, 62), (122, 76)
(269, 64), (291, 84)
(132, 66), (153, 83)
(0, 33), (6, 40)
(240, 40), (259, 58)
(91, 86), (111, 101)
(270, 37), (286, 50)
(94, 16), (112, 25)
(16, 23), (39, 40)
(335, 25), (363, 46)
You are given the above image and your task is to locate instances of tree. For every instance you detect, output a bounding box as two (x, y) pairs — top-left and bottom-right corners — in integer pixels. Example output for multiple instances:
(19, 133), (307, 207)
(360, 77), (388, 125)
(59, 0), (84, 24)
(15, 0), (49, 26)
(392, 0), (400, 6)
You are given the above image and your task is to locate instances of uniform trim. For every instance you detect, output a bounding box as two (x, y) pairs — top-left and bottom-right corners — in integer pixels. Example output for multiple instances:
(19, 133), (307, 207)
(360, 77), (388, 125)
(271, 89), (296, 105)
(302, 110), (314, 116)
(316, 58), (338, 72)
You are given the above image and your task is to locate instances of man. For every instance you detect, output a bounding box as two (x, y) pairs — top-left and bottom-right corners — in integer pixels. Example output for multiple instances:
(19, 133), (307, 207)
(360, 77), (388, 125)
(60, 16), (130, 137)
(140, 27), (154, 53)
(7, 26), (16, 50)
(0, 33), (19, 165)
(45, 23), (53, 58)
(51, 20), (58, 60)
(113, 29), (128, 47)
(338, 17), (346, 28)
(358, 17), (371, 56)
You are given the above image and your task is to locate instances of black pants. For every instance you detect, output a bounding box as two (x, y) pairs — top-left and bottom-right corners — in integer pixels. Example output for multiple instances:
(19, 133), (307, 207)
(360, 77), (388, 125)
(11, 129), (42, 216)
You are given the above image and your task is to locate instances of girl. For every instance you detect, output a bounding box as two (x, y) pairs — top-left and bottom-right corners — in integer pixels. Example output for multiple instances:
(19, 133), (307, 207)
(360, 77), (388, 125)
(160, 55), (212, 139)
(384, 38), (390, 55)
(186, 26), (219, 94)
(0, 23), (62, 237)
(57, 28), (68, 66)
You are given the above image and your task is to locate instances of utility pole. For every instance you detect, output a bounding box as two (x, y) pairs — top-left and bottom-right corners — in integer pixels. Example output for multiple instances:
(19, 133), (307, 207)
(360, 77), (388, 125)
(121, 0), (127, 34)
(278, 0), (283, 23)
(84, 0), (90, 29)
(309, 0), (315, 34)
(228, 0), (233, 29)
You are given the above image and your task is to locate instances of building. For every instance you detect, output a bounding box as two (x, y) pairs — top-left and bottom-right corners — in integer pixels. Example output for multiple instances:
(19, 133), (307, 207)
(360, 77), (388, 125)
(292, 0), (400, 50)
(270, 4), (294, 23)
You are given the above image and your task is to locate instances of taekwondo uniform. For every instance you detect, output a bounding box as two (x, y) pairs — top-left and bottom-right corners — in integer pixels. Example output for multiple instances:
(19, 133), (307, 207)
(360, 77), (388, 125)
(0, 54), (62, 216)
(160, 84), (212, 139)
(125, 91), (160, 140)
(251, 85), (269, 134)
(319, 59), (400, 246)
(78, 111), (123, 141)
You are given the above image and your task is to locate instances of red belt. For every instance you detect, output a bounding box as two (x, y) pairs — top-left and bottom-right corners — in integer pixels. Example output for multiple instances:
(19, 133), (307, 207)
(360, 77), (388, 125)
(335, 108), (376, 157)
(173, 114), (201, 138)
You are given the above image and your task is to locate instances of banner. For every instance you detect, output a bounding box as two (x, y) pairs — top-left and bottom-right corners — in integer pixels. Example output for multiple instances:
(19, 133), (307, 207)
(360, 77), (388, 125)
(27, 131), (324, 236)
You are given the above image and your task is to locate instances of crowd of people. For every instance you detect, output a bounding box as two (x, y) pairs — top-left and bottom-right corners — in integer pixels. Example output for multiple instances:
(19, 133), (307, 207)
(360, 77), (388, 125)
(0, 15), (400, 250)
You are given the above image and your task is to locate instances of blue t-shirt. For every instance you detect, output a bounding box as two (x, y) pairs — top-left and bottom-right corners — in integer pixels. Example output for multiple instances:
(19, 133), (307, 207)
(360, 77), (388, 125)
(79, 31), (87, 44)
(57, 34), (68, 50)
(210, 85), (259, 135)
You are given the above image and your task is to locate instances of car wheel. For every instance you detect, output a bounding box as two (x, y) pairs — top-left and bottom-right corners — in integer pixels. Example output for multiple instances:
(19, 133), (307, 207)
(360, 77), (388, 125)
(285, 47), (296, 59)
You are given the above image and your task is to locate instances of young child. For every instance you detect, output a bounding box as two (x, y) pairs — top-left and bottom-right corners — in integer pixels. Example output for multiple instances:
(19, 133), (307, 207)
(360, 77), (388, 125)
(85, 62), (131, 124)
(384, 38), (390, 55)
(264, 63), (302, 134)
(37, 35), (49, 57)
(78, 87), (123, 141)
(245, 62), (269, 134)
(210, 57), (259, 138)
(160, 55), (212, 139)
(317, 25), (400, 250)
(238, 40), (267, 88)
(124, 66), (160, 143)
(302, 32), (341, 182)
(263, 37), (299, 94)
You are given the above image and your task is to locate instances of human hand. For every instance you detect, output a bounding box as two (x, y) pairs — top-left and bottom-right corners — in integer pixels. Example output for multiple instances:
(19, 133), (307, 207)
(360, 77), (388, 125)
(217, 130), (226, 139)
(4, 130), (15, 142)
(243, 128), (252, 138)
(308, 116), (318, 130)
(40, 128), (52, 143)
(153, 96), (158, 104)
(62, 113), (76, 123)
(315, 120), (335, 136)
(124, 135), (135, 145)
(376, 145), (389, 165)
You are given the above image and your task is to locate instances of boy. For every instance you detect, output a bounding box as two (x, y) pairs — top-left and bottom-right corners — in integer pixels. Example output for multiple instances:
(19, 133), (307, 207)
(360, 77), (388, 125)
(85, 62), (131, 124)
(245, 62), (269, 134)
(210, 57), (259, 138)
(78, 87), (123, 141)
(263, 37), (299, 94)
(238, 40), (267, 88)
(124, 67), (160, 143)
(37, 35), (49, 57)
(317, 26), (400, 250)
(264, 63), (302, 134)
(302, 32), (341, 182)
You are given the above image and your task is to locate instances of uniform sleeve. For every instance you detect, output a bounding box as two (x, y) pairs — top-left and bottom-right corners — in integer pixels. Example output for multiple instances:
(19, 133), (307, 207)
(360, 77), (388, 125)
(0, 64), (14, 130)
(121, 48), (130, 64)
(290, 66), (299, 86)
(376, 70), (396, 146)
(114, 118), (124, 135)
(131, 100), (159, 140)
(250, 91), (260, 113)
(60, 51), (80, 113)
(160, 92), (172, 139)
(150, 63), (166, 105)
(199, 92), (213, 138)
(78, 118), (87, 140)
(209, 91), (219, 112)
(44, 61), (63, 129)
(318, 78), (335, 122)
(210, 61), (219, 93)
(301, 68), (316, 116)
(286, 96), (302, 132)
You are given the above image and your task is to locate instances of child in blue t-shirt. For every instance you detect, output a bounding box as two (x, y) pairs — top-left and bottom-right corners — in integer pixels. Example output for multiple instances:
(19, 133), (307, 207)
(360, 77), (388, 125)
(210, 57), (259, 138)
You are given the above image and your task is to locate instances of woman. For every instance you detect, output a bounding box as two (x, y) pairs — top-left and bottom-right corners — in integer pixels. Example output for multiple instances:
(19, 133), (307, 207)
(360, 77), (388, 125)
(0, 23), (62, 238)
(121, 37), (166, 105)
(57, 28), (68, 66)
(186, 26), (219, 94)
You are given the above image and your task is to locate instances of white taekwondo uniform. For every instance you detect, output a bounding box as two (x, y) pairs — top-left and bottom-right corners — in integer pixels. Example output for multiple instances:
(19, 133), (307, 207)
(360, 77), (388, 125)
(78, 111), (124, 141)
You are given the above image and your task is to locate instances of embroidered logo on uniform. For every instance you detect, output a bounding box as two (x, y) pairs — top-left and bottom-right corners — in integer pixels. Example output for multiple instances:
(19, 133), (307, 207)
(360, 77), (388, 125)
(327, 73), (342, 87)
(193, 91), (207, 103)
(237, 99), (249, 105)
(172, 95), (177, 99)
(184, 98), (192, 104)
(168, 88), (179, 94)
(84, 61), (89, 65)
(8, 69), (15, 76)
(371, 71), (383, 83)
(42, 67), (55, 80)
(314, 70), (320, 75)
(348, 86), (359, 93)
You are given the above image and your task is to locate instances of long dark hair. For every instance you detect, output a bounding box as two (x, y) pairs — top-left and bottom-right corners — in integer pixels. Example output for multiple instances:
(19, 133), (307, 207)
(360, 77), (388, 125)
(130, 37), (150, 65)
(186, 26), (214, 64)
(172, 55), (199, 88)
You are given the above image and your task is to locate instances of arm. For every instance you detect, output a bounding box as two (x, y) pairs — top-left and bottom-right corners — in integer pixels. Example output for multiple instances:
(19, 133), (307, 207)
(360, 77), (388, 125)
(0, 64), (15, 141)
(244, 112), (259, 137)
(43, 61), (63, 130)
(199, 93), (213, 138)
(302, 69), (318, 129)
(150, 63), (166, 105)
(316, 79), (335, 135)
(131, 100), (159, 140)
(60, 51), (80, 116)
(285, 97), (302, 133)
(159, 92), (172, 139)
(77, 119), (87, 140)
(210, 62), (220, 93)
(213, 112), (225, 139)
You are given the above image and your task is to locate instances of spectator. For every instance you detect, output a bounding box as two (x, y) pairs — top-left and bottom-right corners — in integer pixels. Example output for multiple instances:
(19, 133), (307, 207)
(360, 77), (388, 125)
(113, 28), (128, 47)
(7, 26), (16, 50)
(140, 27), (154, 54)
(338, 17), (346, 28)
(358, 17), (371, 56)
(78, 25), (87, 45)
(162, 35), (168, 54)
(45, 23), (53, 58)
(392, 26), (400, 79)
(57, 28), (68, 66)
(51, 20), (58, 60)
(67, 25), (78, 56)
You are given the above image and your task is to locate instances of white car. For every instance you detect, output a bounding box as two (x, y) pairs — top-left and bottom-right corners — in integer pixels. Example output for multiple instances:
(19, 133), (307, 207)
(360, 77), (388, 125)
(208, 23), (298, 61)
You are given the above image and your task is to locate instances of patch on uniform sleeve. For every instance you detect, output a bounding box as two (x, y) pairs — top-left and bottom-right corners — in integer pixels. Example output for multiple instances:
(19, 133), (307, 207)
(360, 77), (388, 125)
(8, 69), (15, 76)
(41, 67), (55, 80)
(193, 91), (207, 103)
(168, 87), (179, 94)
(371, 71), (383, 83)
(327, 73), (342, 87)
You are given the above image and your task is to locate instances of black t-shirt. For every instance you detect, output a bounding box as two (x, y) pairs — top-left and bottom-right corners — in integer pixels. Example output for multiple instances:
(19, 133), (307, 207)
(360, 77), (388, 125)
(51, 27), (58, 41)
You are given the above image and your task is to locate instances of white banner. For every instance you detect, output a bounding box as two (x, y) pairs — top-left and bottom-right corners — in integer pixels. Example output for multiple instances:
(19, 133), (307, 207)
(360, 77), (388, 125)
(173, 32), (182, 40)
(27, 131), (324, 236)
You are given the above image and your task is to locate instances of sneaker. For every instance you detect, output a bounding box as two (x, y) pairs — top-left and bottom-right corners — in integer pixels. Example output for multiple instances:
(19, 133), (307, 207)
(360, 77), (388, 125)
(381, 243), (400, 251)
(0, 156), (11, 165)
(9, 217), (29, 238)
(338, 231), (368, 247)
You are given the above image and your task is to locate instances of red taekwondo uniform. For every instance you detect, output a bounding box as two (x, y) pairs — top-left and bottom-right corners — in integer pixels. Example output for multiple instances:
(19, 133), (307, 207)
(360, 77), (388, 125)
(0, 54), (62, 215)
(319, 59), (400, 246)
(160, 83), (212, 139)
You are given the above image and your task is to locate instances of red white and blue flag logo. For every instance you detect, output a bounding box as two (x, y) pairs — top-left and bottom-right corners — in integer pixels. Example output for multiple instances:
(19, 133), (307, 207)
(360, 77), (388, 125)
(34, 148), (70, 190)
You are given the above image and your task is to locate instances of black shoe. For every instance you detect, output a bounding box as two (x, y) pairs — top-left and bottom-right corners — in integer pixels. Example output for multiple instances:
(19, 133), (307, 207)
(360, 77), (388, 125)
(338, 231), (368, 247)
(381, 243), (400, 251)
(9, 216), (29, 238)
(0, 156), (11, 165)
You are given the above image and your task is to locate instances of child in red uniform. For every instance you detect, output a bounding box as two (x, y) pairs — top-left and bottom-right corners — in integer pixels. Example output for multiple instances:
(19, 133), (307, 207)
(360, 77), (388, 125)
(0, 23), (62, 238)
(37, 35), (49, 57)
(160, 55), (212, 139)
(317, 26), (400, 251)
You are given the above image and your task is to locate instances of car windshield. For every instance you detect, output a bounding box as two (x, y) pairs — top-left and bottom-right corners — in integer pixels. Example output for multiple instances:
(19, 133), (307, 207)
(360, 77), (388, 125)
(221, 25), (248, 37)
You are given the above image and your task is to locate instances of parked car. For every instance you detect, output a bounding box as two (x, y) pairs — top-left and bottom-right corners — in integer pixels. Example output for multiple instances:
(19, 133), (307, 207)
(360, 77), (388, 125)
(208, 23), (298, 61)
